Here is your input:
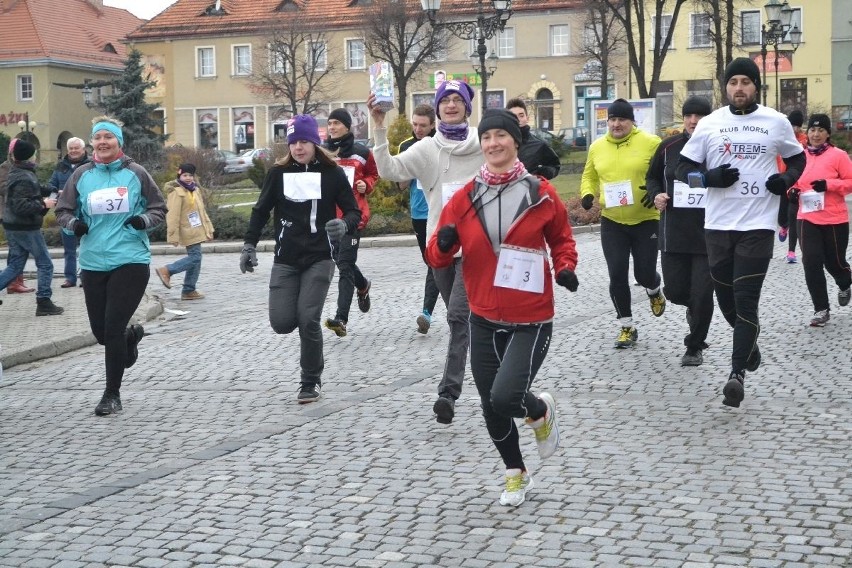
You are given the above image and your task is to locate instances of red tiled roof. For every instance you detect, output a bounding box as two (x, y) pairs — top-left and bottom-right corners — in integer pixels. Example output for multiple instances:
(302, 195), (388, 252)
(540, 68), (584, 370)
(0, 0), (143, 70)
(128, 0), (584, 41)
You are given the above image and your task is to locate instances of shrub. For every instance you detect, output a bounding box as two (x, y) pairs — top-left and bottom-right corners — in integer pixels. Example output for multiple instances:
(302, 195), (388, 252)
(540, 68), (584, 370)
(387, 114), (412, 156)
(565, 195), (601, 226)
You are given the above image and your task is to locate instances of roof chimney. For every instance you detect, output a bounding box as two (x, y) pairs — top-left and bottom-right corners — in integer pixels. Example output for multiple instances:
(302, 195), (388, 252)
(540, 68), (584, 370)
(87, 0), (104, 10)
(215, 0), (221, 10)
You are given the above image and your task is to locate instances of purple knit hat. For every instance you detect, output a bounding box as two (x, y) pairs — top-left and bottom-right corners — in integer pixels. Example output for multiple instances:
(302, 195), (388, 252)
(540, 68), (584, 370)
(434, 79), (474, 120)
(287, 115), (322, 145)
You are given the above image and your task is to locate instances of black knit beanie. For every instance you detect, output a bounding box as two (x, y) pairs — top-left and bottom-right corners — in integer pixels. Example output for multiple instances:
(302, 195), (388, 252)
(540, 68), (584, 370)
(178, 163), (197, 175)
(478, 109), (523, 147)
(682, 96), (712, 117)
(607, 98), (634, 121)
(724, 57), (761, 92)
(12, 139), (36, 162)
(787, 110), (804, 127)
(329, 108), (352, 131)
(807, 114), (831, 134)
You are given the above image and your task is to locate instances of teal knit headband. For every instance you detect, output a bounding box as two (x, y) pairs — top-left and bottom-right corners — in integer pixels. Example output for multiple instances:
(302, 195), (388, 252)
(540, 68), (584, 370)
(92, 121), (124, 147)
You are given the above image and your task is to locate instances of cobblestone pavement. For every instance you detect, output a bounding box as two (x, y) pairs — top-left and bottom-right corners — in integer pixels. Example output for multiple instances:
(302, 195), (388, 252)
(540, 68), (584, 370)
(1, 233), (850, 567)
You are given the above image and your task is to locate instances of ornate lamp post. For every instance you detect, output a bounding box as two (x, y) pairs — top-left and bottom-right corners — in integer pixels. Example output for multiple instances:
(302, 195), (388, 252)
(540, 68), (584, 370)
(760, 0), (801, 108)
(17, 112), (36, 133)
(421, 0), (513, 113)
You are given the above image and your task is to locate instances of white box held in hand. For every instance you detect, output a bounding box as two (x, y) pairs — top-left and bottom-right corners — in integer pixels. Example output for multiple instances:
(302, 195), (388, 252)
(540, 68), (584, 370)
(369, 61), (395, 111)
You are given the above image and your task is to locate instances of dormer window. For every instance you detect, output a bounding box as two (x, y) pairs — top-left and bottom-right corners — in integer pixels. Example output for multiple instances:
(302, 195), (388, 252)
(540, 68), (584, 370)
(103, 43), (117, 54)
(275, 0), (300, 12)
(204, 2), (227, 16)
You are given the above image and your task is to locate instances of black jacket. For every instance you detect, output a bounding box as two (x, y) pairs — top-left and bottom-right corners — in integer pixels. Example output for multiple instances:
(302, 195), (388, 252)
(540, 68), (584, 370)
(645, 133), (706, 255)
(49, 153), (92, 193)
(518, 126), (560, 180)
(244, 158), (361, 268)
(2, 163), (48, 231)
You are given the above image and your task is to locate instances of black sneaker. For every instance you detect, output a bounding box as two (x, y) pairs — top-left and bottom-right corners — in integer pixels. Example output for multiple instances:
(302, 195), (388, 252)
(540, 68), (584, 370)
(681, 348), (703, 367)
(433, 395), (455, 424)
(745, 344), (761, 372)
(125, 324), (144, 368)
(94, 392), (122, 416)
(357, 279), (371, 313)
(839, 287), (851, 307)
(35, 297), (64, 316)
(324, 318), (347, 337)
(297, 383), (322, 404)
(722, 372), (745, 408)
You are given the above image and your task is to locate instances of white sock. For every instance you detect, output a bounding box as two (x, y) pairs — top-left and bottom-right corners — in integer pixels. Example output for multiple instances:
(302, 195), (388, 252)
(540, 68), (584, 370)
(618, 317), (633, 329)
(646, 285), (660, 296)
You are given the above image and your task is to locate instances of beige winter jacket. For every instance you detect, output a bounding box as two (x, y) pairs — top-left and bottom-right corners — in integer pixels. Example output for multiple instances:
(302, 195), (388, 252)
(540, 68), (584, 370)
(164, 180), (214, 246)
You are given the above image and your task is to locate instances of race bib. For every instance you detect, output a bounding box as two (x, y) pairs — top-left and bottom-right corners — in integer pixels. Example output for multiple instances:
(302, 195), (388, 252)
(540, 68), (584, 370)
(442, 182), (465, 206)
(603, 180), (633, 208)
(672, 180), (707, 208)
(800, 191), (824, 213)
(88, 187), (130, 215)
(188, 211), (202, 228)
(415, 179), (424, 191)
(282, 172), (322, 201)
(493, 245), (545, 294)
(341, 166), (355, 188)
(726, 173), (766, 199)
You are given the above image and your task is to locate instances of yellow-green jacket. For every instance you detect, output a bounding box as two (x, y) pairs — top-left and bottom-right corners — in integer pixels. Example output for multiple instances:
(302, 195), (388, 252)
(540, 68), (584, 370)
(164, 180), (214, 246)
(580, 126), (661, 225)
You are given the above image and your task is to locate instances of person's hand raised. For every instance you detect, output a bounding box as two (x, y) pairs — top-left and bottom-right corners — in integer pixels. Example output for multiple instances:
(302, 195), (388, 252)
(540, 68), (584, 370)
(367, 93), (386, 128)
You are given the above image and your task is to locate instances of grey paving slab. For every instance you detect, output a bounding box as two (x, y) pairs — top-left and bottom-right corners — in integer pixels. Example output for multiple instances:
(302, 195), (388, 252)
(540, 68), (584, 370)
(1, 230), (851, 567)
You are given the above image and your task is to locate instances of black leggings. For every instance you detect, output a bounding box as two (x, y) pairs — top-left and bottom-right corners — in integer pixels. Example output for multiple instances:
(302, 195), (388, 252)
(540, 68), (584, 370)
(81, 264), (150, 395)
(660, 252), (714, 349)
(705, 230), (772, 373)
(600, 217), (661, 319)
(412, 218), (439, 315)
(798, 220), (852, 312)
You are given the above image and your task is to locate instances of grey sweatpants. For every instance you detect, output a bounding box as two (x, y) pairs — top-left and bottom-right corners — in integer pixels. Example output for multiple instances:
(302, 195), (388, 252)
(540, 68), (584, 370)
(268, 260), (334, 387)
(432, 258), (470, 400)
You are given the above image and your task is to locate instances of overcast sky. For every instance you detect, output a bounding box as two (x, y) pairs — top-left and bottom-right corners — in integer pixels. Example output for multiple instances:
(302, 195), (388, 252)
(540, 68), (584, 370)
(103, 0), (178, 20)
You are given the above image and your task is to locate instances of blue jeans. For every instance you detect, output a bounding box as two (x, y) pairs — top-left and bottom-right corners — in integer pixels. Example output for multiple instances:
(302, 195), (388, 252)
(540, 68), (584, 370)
(61, 230), (78, 284)
(0, 229), (54, 298)
(166, 243), (202, 294)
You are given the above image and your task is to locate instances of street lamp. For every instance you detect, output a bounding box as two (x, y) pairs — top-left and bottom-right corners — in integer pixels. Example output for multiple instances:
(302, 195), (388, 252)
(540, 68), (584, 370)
(760, 0), (801, 109)
(17, 112), (36, 133)
(421, 0), (513, 113)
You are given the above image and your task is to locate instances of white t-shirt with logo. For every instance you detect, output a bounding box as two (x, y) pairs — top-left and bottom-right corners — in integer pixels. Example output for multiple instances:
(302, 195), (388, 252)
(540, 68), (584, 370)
(681, 105), (803, 231)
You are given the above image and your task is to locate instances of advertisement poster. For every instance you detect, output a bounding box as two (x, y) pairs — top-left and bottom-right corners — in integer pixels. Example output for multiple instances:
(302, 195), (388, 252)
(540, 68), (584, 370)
(590, 99), (657, 144)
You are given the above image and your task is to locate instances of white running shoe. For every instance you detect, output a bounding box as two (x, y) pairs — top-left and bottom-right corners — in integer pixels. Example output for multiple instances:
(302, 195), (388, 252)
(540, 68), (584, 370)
(499, 468), (533, 507)
(526, 392), (559, 459)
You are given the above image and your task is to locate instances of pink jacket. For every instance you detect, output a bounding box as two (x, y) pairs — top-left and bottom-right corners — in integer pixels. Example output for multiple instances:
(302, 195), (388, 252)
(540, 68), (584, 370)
(794, 146), (852, 225)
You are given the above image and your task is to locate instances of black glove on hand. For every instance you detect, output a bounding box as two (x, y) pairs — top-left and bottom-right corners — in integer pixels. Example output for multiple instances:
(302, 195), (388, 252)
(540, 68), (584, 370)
(811, 179), (827, 193)
(765, 173), (788, 196)
(581, 194), (594, 210)
(556, 269), (579, 292)
(125, 216), (146, 230)
(639, 186), (654, 209)
(73, 220), (89, 238)
(325, 219), (347, 242)
(704, 164), (740, 188)
(436, 224), (459, 253)
(239, 244), (258, 273)
(786, 187), (800, 204)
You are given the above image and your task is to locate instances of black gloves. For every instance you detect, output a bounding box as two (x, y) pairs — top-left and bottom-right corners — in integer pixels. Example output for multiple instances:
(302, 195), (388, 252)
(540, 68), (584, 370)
(786, 187), (800, 204)
(437, 225), (459, 253)
(556, 269), (578, 292)
(325, 219), (347, 242)
(765, 173), (788, 196)
(125, 216), (146, 230)
(73, 220), (89, 238)
(581, 195), (594, 210)
(239, 244), (258, 273)
(640, 186), (654, 209)
(704, 164), (740, 188)
(811, 179), (827, 193)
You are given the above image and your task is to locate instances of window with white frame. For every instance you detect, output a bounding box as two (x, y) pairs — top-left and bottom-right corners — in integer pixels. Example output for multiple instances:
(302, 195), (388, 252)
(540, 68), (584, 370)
(347, 38), (366, 69)
(270, 44), (288, 74)
(583, 22), (602, 53)
(651, 15), (673, 50)
(233, 45), (252, 76)
(197, 47), (215, 77)
(406, 31), (424, 63)
(690, 13), (712, 48)
(308, 41), (327, 71)
(497, 27), (515, 58)
(782, 7), (802, 43)
(550, 25), (570, 56)
(687, 79), (714, 104)
(740, 10), (761, 45)
(17, 75), (33, 101)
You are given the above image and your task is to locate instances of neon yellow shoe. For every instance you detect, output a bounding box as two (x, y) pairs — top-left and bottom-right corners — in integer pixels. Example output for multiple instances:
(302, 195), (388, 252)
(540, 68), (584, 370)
(614, 326), (638, 349)
(526, 392), (559, 459)
(649, 290), (666, 317)
(499, 469), (533, 506)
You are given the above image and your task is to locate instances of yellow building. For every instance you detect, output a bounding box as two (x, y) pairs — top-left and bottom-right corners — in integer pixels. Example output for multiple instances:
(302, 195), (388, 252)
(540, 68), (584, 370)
(127, 0), (626, 152)
(0, 0), (142, 160)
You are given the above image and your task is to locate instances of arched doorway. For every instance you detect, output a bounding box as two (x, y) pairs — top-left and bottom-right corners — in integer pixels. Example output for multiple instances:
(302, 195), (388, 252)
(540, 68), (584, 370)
(535, 88), (555, 131)
(15, 131), (41, 159)
(56, 131), (73, 157)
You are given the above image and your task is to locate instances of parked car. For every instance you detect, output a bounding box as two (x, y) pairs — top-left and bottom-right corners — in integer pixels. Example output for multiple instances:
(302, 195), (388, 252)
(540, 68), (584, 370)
(529, 127), (558, 145)
(556, 127), (588, 150)
(223, 148), (271, 173)
(213, 149), (237, 172)
(836, 110), (852, 132)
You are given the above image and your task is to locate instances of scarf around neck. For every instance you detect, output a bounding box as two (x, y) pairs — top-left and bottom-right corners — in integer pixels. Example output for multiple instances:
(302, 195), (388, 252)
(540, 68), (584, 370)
(479, 159), (527, 186)
(177, 178), (197, 192)
(438, 121), (469, 142)
(807, 142), (831, 156)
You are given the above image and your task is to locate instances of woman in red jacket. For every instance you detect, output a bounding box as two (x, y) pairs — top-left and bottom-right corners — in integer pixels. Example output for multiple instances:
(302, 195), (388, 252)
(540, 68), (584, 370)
(426, 109), (578, 507)
(787, 114), (852, 327)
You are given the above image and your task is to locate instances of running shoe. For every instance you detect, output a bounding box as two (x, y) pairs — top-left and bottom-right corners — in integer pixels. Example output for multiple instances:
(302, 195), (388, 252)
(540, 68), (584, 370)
(778, 227), (788, 242)
(416, 310), (432, 334)
(722, 371), (745, 408)
(125, 324), (144, 369)
(681, 347), (703, 367)
(745, 344), (761, 372)
(648, 290), (666, 317)
(526, 393), (559, 459)
(810, 309), (830, 327)
(324, 318), (347, 337)
(357, 279), (371, 313)
(786, 251), (797, 264)
(297, 383), (322, 404)
(838, 287), (851, 307)
(433, 395), (455, 424)
(499, 469), (534, 507)
(94, 392), (122, 416)
(614, 326), (638, 349)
